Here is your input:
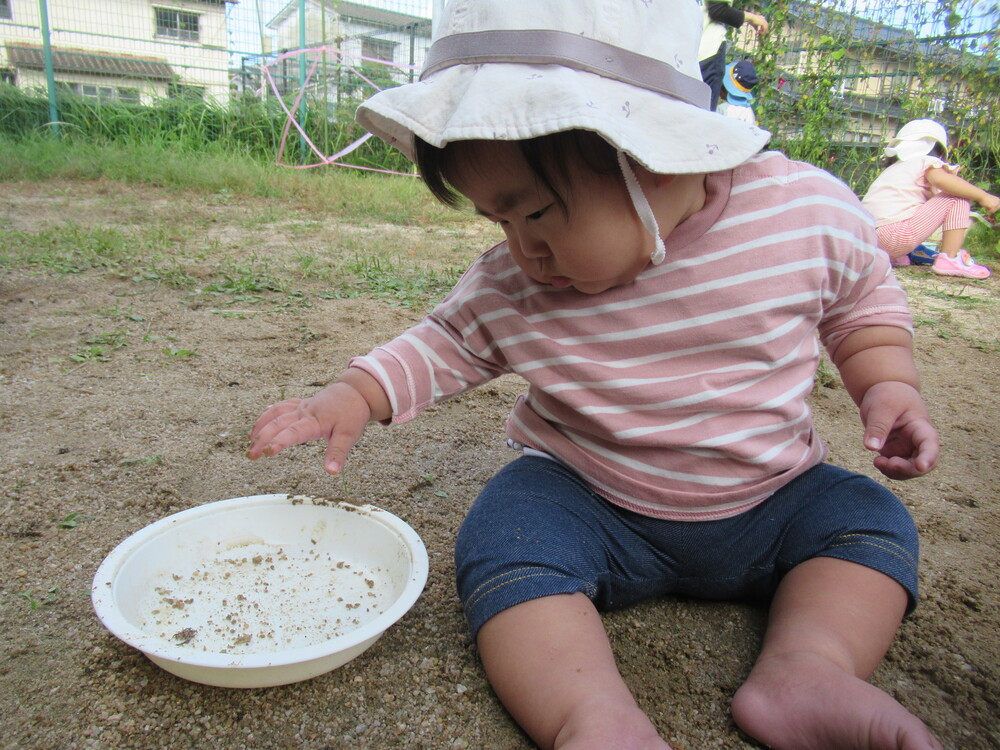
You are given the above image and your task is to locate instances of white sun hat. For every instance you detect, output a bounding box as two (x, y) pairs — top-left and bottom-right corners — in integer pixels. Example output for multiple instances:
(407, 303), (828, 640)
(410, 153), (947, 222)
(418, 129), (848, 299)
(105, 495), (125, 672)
(884, 119), (949, 161)
(356, 0), (771, 176)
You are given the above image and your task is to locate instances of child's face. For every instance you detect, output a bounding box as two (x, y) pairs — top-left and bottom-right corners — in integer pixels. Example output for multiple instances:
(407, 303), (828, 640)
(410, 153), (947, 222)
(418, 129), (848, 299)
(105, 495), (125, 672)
(448, 141), (659, 295)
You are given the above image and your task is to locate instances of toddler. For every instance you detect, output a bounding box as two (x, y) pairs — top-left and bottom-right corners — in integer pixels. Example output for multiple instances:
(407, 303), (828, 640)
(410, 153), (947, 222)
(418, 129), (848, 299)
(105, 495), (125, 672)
(698, 0), (769, 110)
(862, 118), (999, 279)
(249, 2), (943, 748)
(717, 59), (759, 124)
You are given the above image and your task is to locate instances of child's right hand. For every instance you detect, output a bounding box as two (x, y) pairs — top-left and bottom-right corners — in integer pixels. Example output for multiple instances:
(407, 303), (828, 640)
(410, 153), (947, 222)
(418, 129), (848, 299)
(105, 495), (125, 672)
(247, 379), (375, 475)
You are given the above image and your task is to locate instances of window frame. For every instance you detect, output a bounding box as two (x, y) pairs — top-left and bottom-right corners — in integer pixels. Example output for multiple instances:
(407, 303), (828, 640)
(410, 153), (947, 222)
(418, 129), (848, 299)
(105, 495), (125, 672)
(155, 7), (200, 42)
(361, 36), (397, 64)
(56, 81), (142, 104)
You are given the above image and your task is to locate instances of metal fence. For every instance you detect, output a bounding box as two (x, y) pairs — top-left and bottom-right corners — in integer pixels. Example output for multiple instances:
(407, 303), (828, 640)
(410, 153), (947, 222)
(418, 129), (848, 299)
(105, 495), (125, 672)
(0, 0), (996, 191)
(733, 0), (999, 190)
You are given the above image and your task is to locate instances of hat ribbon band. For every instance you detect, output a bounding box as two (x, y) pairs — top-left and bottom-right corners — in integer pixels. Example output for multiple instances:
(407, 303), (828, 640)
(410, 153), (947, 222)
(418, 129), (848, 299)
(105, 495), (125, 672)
(421, 29), (710, 110)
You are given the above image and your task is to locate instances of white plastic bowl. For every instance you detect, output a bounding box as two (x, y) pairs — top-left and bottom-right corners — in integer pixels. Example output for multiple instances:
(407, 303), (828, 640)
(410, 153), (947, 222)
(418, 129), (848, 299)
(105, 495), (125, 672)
(92, 494), (428, 688)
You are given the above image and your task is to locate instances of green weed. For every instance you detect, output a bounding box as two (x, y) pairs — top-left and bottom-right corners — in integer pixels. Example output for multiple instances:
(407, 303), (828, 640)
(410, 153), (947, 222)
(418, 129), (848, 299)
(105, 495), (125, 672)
(132, 262), (198, 288)
(922, 288), (989, 310)
(0, 224), (138, 273)
(69, 328), (129, 362)
(204, 260), (286, 295)
(338, 255), (461, 308)
(162, 348), (198, 360)
(57, 512), (93, 529)
(966, 220), (999, 262)
(20, 587), (59, 610)
(814, 356), (840, 389)
(70, 346), (111, 363)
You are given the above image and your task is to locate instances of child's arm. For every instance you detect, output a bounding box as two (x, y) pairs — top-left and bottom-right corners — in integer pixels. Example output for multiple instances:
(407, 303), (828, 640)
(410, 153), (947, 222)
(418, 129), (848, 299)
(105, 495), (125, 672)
(246, 367), (392, 475)
(926, 167), (1000, 215)
(707, 1), (769, 34)
(831, 326), (940, 480)
(742, 10), (769, 34)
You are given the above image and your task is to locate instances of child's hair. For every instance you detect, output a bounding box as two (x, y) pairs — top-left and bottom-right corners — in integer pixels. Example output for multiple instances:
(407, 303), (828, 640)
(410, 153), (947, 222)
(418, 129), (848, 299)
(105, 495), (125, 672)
(414, 130), (621, 212)
(880, 141), (946, 170)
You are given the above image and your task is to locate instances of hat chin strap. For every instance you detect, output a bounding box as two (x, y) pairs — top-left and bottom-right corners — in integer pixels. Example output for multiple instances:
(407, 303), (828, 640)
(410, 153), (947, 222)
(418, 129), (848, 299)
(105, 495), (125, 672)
(617, 151), (667, 265)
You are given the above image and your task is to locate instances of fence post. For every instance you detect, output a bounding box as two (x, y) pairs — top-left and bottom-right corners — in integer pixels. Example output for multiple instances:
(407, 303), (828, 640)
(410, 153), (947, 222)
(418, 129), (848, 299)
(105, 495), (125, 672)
(37, 0), (60, 137)
(409, 23), (415, 83)
(298, 0), (308, 164)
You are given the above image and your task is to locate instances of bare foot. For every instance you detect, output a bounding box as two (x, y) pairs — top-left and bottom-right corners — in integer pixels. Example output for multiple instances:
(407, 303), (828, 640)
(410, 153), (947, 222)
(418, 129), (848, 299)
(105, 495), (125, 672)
(731, 651), (944, 750)
(554, 700), (672, 750)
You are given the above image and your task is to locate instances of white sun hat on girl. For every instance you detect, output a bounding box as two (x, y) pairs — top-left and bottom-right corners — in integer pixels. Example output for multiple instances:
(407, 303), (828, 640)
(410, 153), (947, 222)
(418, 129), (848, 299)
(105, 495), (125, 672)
(883, 119), (949, 162)
(356, 0), (771, 176)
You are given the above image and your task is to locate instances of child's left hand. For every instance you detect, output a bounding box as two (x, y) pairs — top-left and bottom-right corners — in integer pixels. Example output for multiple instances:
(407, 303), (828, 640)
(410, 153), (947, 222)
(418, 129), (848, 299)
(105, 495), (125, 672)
(858, 381), (940, 479)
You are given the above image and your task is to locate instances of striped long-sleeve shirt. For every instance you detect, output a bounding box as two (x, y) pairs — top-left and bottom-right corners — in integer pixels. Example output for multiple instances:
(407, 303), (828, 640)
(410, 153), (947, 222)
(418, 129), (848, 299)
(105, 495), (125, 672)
(351, 151), (912, 520)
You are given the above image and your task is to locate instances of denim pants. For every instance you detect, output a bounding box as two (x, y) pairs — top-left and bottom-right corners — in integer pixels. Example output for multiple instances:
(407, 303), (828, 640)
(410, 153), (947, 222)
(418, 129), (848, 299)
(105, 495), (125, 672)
(455, 457), (919, 639)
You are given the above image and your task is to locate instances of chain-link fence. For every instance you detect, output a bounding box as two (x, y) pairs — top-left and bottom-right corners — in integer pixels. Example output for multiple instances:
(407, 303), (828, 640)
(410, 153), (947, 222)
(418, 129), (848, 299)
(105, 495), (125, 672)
(1, 0), (996, 192)
(734, 0), (998, 191)
(0, 0), (233, 103)
(231, 1), (432, 101)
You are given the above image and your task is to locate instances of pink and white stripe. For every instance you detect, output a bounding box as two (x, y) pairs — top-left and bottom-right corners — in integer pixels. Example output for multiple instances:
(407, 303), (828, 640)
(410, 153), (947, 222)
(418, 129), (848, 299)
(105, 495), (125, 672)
(352, 152), (912, 520)
(874, 194), (972, 258)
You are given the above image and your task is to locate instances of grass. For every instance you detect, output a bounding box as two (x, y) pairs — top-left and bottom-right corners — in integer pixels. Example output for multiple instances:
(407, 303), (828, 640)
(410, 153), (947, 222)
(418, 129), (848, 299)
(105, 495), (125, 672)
(0, 136), (480, 314)
(966, 218), (1000, 262)
(335, 254), (463, 306)
(0, 220), (463, 326)
(2, 136), (994, 354)
(0, 134), (460, 227)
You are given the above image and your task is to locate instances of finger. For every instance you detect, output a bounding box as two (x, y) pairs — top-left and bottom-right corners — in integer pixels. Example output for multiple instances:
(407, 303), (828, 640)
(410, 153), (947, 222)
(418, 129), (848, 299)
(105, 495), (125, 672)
(873, 455), (919, 480)
(264, 416), (327, 458)
(247, 409), (299, 457)
(248, 399), (302, 441)
(862, 415), (894, 452)
(323, 421), (368, 475)
(909, 423), (941, 474)
(247, 410), (318, 460)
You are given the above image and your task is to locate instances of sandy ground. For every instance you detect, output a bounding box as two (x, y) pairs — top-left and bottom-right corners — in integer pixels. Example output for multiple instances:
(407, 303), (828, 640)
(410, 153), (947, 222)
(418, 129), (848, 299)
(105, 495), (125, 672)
(1, 180), (998, 749)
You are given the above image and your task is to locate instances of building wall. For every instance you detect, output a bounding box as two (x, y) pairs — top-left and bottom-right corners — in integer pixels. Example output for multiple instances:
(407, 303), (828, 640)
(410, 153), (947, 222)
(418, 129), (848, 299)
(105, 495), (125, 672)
(0, 0), (232, 104)
(732, 15), (973, 146)
(269, 0), (430, 74)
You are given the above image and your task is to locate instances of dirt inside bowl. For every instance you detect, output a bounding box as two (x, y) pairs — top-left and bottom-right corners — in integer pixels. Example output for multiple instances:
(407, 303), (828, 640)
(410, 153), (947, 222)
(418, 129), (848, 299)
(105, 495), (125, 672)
(142, 540), (391, 655)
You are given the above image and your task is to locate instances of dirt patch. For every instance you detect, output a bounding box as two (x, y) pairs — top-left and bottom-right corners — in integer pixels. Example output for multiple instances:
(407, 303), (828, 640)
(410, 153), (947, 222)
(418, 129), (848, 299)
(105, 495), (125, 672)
(1, 180), (998, 749)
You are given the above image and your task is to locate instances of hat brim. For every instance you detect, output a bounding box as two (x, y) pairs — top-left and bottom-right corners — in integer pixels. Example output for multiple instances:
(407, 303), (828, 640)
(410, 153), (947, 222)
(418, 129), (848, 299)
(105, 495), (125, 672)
(357, 62), (770, 175)
(885, 138), (939, 162)
(723, 88), (754, 105)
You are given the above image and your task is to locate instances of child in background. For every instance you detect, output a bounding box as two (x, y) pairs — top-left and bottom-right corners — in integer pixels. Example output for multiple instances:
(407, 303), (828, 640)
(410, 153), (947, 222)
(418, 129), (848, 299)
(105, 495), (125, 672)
(698, 0), (769, 110)
(248, 2), (943, 748)
(862, 118), (999, 279)
(717, 59), (758, 124)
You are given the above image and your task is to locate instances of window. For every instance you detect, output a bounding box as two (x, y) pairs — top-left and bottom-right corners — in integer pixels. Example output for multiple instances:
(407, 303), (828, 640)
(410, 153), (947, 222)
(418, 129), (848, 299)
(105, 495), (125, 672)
(1, 68), (14, 85)
(56, 82), (141, 104)
(156, 7), (199, 41)
(361, 37), (396, 63)
(0, 0), (12, 21)
(839, 60), (862, 94)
